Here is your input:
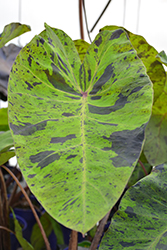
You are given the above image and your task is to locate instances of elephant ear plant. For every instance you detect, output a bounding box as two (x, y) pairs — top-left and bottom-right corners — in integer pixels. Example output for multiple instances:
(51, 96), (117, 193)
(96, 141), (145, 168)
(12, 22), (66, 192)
(8, 23), (153, 249)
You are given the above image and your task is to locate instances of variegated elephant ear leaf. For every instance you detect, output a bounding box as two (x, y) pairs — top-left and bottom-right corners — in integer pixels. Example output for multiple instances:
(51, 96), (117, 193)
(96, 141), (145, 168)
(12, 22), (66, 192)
(8, 23), (153, 233)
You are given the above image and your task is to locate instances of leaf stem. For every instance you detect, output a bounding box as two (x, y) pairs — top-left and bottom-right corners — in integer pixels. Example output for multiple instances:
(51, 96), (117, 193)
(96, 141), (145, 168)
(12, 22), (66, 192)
(68, 230), (78, 250)
(90, 210), (111, 250)
(138, 159), (148, 176)
(0, 226), (15, 235)
(1, 165), (51, 250)
(79, 0), (84, 40)
(90, 0), (113, 32)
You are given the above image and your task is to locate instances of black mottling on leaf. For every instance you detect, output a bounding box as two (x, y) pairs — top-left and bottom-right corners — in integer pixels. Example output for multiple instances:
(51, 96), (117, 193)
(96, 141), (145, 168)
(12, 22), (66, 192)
(10, 120), (48, 136)
(37, 153), (60, 170)
(57, 53), (70, 74)
(33, 82), (42, 87)
(79, 158), (83, 163)
(44, 63), (78, 95)
(90, 96), (102, 100)
(62, 112), (74, 117)
(109, 29), (124, 40)
(36, 40), (39, 47)
(89, 93), (130, 115)
(25, 81), (33, 90)
(95, 36), (102, 47)
(104, 126), (145, 167)
(129, 86), (143, 96)
(94, 48), (98, 53)
(98, 121), (118, 126)
(90, 63), (115, 95)
(66, 155), (77, 160)
(44, 174), (51, 178)
(30, 151), (55, 163)
(28, 174), (36, 178)
(64, 95), (81, 100)
(119, 241), (136, 247)
(48, 37), (54, 47)
(88, 69), (91, 82)
(27, 55), (32, 67)
(39, 38), (45, 45)
(50, 134), (76, 144)
(8, 101), (14, 106)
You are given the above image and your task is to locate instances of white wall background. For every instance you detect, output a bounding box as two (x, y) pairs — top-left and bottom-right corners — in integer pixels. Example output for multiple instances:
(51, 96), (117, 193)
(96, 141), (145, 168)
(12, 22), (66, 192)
(0, 0), (167, 52)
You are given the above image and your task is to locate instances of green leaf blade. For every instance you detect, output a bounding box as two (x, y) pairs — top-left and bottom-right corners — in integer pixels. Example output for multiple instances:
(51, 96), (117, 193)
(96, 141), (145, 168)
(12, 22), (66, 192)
(8, 25), (153, 233)
(0, 23), (31, 48)
(99, 163), (167, 250)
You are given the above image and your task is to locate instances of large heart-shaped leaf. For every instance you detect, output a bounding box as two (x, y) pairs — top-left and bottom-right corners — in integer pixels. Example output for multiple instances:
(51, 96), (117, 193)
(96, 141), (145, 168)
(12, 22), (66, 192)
(8, 23), (153, 233)
(99, 163), (167, 250)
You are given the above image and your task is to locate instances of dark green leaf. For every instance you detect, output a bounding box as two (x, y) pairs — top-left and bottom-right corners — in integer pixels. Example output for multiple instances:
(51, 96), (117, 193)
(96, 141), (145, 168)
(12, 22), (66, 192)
(11, 209), (34, 250)
(0, 130), (14, 152)
(144, 91), (167, 165)
(30, 212), (52, 250)
(48, 216), (64, 245)
(74, 39), (90, 62)
(0, 150), (15, 165)
(127, 159), (152, 188)
(0, 23), (31, 49)
(0, 130), (15, 165)
(8, 24), (153, 233)
(156, 50), (167, 66)
(0, 108), (9, 131)
(99, 163), (167, 250)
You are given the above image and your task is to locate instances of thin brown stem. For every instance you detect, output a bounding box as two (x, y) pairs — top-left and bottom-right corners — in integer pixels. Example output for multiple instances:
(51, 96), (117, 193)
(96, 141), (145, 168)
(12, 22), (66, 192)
(0, 226), (15, 235)
(0, 167), (10, 250)
(90, 210), (111, 250)
(68, 230), (78, 250)
(79, 0), (84, 39)
(138, 159), (148, 176)
(1, 165), (51, 250)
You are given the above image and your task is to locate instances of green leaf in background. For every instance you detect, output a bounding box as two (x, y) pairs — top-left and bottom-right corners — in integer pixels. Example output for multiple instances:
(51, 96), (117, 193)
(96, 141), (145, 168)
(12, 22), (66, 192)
(156, 50), (167, 66)
(30, 212), (52, 250)
(101, 25), (166, 102)
(0, 22), (31, 49)
(49, 215), (64, 245)
(144, 89), (167, 165)
(0, 130), (14, 152)
(0, 150), (15, 166)
(0, 108), (9, 131)
(99, 163), (167, 250)
(11, 209), (34, 250)
(0, 130), (15, 165)
(74, 39), (90, 62)
(8, 23), (153, 233)
(127, 157), (152, 188)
